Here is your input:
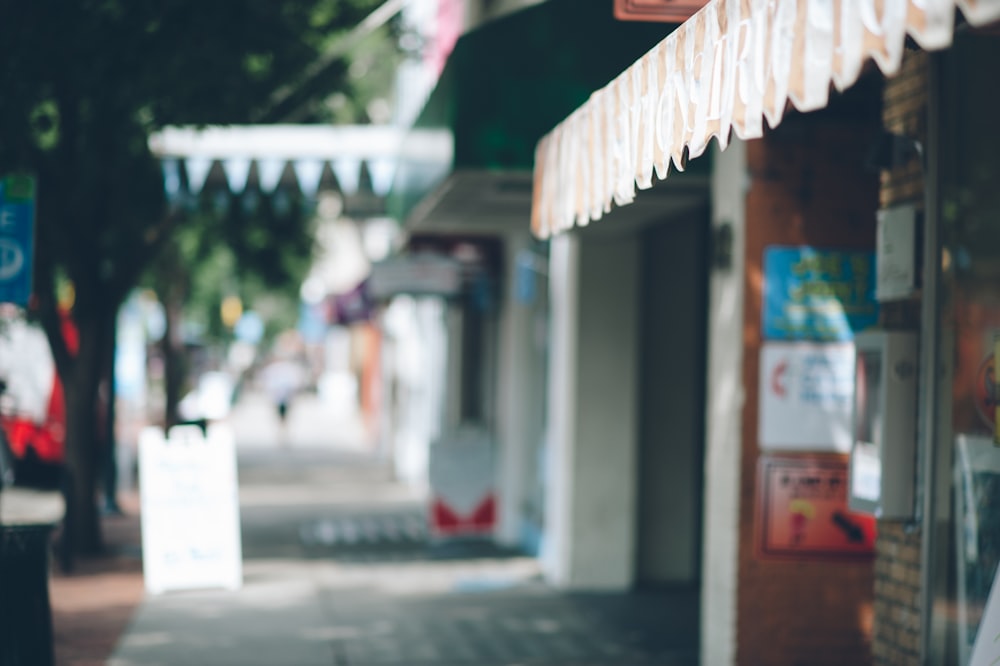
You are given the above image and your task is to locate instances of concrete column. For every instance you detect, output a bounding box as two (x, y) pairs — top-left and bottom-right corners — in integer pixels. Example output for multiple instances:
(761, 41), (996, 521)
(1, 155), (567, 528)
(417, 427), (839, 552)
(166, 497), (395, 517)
(700, 138), (747, 666)
(442, 304), (464, 431)
(496, 233), (535, 547)
(543, 232), (640, 590)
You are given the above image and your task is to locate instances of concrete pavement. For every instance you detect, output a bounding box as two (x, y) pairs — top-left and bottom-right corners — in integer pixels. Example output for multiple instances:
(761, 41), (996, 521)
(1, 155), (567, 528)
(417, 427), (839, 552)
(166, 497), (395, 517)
(99, 391), (699, 665)
(111, 562), (698, 665)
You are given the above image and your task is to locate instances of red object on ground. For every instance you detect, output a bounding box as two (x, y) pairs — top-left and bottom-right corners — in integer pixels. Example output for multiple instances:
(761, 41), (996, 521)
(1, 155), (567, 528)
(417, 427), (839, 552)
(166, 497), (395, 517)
(431, 495), (496, 537)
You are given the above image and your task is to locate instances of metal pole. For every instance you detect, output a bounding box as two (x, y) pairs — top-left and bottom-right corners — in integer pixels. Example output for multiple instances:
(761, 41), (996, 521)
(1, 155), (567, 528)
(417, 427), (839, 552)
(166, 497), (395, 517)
(918, 50), (946, 665)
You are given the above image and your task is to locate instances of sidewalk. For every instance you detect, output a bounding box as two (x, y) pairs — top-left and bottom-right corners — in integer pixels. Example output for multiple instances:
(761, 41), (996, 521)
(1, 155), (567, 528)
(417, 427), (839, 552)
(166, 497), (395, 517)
(47, 403), (701, 666)
(47, 390), (384, 666)
(50, 490), (145, 666)
(47, 488), (701, 666)
(45, 470), (428, 666)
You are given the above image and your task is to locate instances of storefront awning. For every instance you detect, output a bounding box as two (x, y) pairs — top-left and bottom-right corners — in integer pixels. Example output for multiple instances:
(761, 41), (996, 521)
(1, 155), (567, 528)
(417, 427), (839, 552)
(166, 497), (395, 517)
(389, 0), (677, 231)
(532, 0), (1000, 238)
(148, 124), (451, 200)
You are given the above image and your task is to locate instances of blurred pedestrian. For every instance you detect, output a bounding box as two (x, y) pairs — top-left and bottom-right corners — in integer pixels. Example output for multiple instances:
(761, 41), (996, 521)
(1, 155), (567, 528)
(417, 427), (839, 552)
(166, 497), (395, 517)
(259, 358), (304, 441)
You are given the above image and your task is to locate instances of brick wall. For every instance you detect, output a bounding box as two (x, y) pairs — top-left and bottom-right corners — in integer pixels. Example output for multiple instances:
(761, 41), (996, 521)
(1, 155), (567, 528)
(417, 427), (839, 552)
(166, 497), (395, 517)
(739, 113), (880, 665)
(872, 523), (923, 663)
(871, 48), (929, 666)
(880, 51), (930, 210)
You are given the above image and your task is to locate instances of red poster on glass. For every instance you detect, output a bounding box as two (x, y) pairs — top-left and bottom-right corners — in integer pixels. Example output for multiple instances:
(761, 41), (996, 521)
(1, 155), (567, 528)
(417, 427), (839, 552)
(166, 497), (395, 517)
(756, 454), (876, 560)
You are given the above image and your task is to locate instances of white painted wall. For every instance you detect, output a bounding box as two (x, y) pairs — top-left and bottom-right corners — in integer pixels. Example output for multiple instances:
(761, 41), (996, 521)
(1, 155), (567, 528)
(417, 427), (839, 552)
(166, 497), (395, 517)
(542, 233), (578, 583)
(700, 139), (747, 666)
(543, 233), (640, 590)
(380, 296), (448, 488)
(443, 304), (464, 431)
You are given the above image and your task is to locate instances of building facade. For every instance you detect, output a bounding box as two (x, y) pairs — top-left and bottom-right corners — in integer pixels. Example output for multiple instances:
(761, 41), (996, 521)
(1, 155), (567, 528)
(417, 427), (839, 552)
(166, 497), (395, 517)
(532, 1), (1000, 664)
(389, 0), (1000, 662)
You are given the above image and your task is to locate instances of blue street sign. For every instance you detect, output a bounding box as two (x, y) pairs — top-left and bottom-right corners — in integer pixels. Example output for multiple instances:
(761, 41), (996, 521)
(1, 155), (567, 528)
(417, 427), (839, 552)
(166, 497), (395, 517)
(0, 175), (36, 306)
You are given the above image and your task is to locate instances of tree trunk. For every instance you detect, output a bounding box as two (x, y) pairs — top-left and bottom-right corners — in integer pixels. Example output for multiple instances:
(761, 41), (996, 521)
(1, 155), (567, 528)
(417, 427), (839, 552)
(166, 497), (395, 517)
(161, 284), (186, 429)
(101, 319), (120, 513)
(61, 309), (112, 561)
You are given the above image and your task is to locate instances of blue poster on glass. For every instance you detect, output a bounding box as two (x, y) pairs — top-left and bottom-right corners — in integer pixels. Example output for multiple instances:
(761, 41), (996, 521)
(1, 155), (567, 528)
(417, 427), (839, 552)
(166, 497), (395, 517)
(0, 175), (36, 306)
(763, 246), (878, 342)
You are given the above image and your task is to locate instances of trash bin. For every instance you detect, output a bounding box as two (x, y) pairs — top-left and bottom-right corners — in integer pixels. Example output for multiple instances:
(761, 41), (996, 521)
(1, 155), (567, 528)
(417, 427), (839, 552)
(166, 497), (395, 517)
(0, 523), (55, 666)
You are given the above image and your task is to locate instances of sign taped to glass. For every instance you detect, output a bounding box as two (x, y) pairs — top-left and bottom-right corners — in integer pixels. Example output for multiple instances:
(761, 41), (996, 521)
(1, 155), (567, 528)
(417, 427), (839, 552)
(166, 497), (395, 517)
(762, 246), (878, 342)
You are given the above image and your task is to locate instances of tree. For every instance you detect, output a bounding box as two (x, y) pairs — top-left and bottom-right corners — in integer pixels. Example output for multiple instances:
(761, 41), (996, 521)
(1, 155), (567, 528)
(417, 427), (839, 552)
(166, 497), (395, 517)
(0, 0), (389, 559)
(150, 187), (317, 430)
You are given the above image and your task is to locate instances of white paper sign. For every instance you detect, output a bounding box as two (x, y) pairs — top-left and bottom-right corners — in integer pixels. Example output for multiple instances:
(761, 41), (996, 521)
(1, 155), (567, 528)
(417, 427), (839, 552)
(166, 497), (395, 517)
(876, 205), (918, 301)
(139, 424), (243, 594)
(758, 342), (855, 453)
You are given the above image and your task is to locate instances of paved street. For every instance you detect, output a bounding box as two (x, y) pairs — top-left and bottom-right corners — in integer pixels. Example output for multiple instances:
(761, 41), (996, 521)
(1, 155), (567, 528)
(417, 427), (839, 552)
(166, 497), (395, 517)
(108, 390), (700, 666)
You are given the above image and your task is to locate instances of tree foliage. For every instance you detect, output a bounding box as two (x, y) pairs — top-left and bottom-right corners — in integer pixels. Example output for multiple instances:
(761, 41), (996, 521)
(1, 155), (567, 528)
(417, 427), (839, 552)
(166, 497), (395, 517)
(153, 188), (317, 351)
(0, 0), (391, 558)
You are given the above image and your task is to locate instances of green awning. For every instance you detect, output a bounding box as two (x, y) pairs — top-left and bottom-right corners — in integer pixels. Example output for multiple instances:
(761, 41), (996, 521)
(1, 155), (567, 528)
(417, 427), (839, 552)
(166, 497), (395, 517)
(389, 0), (707, 228)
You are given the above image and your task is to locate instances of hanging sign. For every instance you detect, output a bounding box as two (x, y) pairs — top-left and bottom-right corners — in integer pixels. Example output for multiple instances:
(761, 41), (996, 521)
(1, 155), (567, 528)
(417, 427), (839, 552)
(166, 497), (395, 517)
(368, 254), (463, 299)
(0, 175), (36, 306)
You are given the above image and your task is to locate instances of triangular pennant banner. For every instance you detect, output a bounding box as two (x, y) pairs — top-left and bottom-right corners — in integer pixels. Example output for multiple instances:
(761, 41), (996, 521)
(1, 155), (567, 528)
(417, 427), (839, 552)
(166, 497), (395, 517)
(222, 158), (252, 194)
(366, 158), (397, 197)
(161, 159), (182, 202)
(332, 158), (361, 196)
(292, 159), (325, 198)
(257, 159), (285, 194)
(184, 157), (213, 196)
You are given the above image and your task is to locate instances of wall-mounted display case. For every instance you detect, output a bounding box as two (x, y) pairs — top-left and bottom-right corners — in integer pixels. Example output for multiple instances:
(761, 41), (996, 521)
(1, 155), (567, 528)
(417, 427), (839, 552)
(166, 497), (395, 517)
(848, 330), (918, 519)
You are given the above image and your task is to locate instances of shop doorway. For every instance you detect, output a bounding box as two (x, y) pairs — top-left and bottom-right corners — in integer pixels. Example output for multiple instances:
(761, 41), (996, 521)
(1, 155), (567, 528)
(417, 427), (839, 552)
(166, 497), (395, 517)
(635, 208), (709, 586)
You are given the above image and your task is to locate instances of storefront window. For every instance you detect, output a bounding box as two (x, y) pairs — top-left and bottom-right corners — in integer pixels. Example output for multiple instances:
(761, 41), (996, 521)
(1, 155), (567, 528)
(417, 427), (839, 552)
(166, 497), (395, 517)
(936, 32), (1000, 666)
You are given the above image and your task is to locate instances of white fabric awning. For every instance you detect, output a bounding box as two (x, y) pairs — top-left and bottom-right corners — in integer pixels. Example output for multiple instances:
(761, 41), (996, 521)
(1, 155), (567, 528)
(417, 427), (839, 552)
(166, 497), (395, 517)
(531, 0), (1000, 238)
(148, 125), (453, 198)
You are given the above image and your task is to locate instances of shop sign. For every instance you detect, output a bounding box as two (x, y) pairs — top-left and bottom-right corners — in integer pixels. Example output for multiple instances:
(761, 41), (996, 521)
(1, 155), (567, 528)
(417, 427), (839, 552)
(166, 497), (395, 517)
(368, 254), (462, 299)
(756, 454), (876, 560)
(0, 175), (36, 306)
(762, 246), (878, 342)
(614, 0), (710, 23)
(758, 341), (855, 453)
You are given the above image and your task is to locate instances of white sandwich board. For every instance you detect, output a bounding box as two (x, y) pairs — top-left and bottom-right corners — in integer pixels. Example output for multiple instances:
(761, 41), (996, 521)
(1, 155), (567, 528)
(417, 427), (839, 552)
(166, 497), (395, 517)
(138, 424), (243, 594)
